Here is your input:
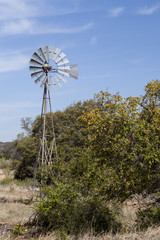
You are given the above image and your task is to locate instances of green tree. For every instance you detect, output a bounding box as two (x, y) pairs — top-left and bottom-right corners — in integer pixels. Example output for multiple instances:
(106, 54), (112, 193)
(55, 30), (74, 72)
(80, 80), (160, 200)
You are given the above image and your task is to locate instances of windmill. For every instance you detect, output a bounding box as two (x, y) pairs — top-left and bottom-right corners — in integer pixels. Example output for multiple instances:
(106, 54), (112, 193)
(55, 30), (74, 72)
(29, 46), (78, 171)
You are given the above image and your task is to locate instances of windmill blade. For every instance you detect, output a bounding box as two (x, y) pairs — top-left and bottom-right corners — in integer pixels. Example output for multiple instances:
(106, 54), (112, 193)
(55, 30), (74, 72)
(49, 46), (54, 60)
(50, 76), (56, 90)
(40, 76), (47, 88)
(29, 66), (43, 72)
(54, 52), (65, 63)
(30, 59), (43, 67)
(32, 52), (44, 64)
(55, 75), (62, 87)
(35, 73), (45, 84)
(53, 48), (61, 61)
(37, 48), (46, 62)
(57, 58), (69, 66)
(58, 65), (70, 70)
(43, 46), (49, 63)
(57, 70), (69, 77)
(55, 51), (66, 64)
(31, 70), (44, 78)
(59, 51), (66, 59)
(64, 64), (78, 79)
(57, 73), (67, 83)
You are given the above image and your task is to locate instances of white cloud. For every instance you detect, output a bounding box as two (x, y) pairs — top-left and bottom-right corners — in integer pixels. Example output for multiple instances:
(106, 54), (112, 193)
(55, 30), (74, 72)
(109, 7), (124, 17)
(137, 4), (160, 15)
(1, 19), (34, 35)
(0, 20), (93, 35)
(90, 37), (97, 45)
(0, 0), (81, 21)
(33, 22), (93, 34)
(0, 0), (40, 20)
(0, 51), (29, 72)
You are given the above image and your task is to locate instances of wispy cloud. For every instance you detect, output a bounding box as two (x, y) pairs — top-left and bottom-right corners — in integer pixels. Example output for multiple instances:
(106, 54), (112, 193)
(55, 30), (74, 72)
(0, 0), (40, 20)
(0, 50), (29, 72)
(0, 20), (93, 35)
(1, 19), (34, 35)
(0, 0), (94, 36)
(0, 0), (81, 20)
(34, 22), (93, 34)
(137, 4), (160, 15)
(109, 7), (125, 17)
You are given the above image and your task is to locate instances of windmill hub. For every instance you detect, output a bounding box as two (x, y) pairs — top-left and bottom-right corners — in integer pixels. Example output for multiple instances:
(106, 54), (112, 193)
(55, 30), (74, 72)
(29, 45), (78, 89)
(42, 64), (52, 72)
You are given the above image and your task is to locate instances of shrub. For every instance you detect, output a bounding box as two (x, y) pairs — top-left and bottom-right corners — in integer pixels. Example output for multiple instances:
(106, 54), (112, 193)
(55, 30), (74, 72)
(0, 177), (13, 185)
(35, 182), (121, 235)
(136, 207), (160, 230)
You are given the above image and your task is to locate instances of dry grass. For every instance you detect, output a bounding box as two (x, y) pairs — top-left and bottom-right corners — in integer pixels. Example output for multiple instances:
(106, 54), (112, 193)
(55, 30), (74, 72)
(0, 202), (33, 223)
(0, 178), (35, 240)
(37, 226), (160, 240)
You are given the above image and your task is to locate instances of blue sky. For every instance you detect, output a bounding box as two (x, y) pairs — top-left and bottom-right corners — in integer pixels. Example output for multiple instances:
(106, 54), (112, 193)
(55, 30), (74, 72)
(0, 0), (160, 142)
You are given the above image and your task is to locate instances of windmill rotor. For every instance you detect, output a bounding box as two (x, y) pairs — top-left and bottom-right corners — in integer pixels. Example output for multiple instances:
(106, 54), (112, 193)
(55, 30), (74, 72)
(29, 45), (78, 90)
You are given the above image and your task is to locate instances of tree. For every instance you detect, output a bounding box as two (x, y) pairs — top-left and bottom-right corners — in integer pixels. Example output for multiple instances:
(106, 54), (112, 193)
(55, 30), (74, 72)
(13, 100), (96, 179)
(80, 81), (160, 200)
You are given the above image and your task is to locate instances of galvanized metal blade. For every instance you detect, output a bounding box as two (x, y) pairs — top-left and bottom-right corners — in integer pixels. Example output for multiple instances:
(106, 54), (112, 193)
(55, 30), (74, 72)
(29, 66), (43, 72)
(43, 46), (49, 63)
(53, 48), (61, 61)
(57, 58), (69, 66)
(55, 51), (66, 64)
(31, 70), (44, 78)
(29, 58), (43, 66)
(64, 64), (78, 79)
(55, 74), (62, 87)
(50, 76), (56, 90)
(35, 73), (45, 84)
(37, 48), (46, 62)
(58, 65), (70, 70)
(32, 52), (44, 64)
(49, 46), (54, 60)
(58, 51), (66, 59)
(57, 70), (69, 77)
(57, 73), (67, 83)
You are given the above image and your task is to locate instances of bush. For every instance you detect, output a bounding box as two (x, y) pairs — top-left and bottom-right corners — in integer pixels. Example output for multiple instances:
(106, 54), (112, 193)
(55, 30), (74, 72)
(136, 207), (160, 230)
(0, 177), (13, 185)
(35, 182), (121, 235)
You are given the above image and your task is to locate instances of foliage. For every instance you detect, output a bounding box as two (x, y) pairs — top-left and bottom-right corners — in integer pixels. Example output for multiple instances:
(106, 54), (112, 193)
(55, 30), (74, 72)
(0, 177), (13, 185)
(14, 137), (37, 179)
(0, 141), (17, 159)
(35, 181), (121, 235)
(79, 80), (160, 200)
(136, 207), (160, 230)
(13, 100), (95, 180)
(5, 79), (160, 235)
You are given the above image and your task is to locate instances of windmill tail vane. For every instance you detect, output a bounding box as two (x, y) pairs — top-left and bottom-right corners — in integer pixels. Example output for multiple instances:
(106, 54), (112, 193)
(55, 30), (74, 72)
(29, 45), (78, 171)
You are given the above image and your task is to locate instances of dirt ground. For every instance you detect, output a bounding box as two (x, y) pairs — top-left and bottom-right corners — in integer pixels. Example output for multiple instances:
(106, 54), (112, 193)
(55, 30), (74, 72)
(0, 170), (5, 180)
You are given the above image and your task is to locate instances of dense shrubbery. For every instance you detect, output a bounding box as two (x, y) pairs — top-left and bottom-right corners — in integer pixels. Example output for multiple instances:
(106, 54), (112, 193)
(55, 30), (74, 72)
(35, 181), (121, 235)
(2, 80), (160, 236)
(136, 207), (160, 230)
